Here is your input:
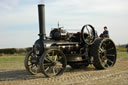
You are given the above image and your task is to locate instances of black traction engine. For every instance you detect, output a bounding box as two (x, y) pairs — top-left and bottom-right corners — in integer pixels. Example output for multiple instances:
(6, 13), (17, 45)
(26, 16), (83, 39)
(24, 4), (117, 77)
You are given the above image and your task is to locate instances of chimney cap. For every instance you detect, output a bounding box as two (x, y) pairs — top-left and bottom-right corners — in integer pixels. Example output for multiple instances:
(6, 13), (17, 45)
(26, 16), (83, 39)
(38, 4), (45, 6)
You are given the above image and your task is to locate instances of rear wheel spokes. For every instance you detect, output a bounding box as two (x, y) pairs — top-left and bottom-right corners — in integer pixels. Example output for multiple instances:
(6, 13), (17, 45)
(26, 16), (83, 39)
(107, 47), (114, 52)
(99, 47), (104, 53)
(105, 63), (110, 68)
(107, 59), (114, 65)
(106, 41), (111, 46)
(101, 57), (110, 68)
(104, 59), (114, 68)
(106, 54), (115, 57)
(101, 42), (107, 49)
(92, 38), (117, 69)
(99, 41), (116, 68)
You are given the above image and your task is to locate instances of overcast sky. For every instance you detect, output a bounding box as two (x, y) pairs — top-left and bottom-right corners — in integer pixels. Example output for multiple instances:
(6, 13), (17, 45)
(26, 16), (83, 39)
(0, 0), (128, 48)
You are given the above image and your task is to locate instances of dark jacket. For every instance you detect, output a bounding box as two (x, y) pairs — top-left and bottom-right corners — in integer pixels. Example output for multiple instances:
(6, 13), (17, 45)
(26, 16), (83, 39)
(103, 30), (109, 38)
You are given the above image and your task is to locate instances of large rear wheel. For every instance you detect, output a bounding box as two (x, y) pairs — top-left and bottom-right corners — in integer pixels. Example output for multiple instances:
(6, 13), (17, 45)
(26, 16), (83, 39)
(90, 38), (117, 69)
(40, 49), (67, 77)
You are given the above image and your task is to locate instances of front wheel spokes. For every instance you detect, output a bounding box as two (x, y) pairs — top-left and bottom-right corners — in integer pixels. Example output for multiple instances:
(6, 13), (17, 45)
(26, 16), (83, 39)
(45, 57), (54, 63)
(44, 66), (57, 75)
(43, 62), (63, 76)
(30, 64), (39, 73)
(40, 49), (67, 77)
(45, 66), (50, 72)
(54, 55), (57, 62)
(52, 67), (56, 75)
(24, 50), (41, 75)
(45, 54), (55, 64)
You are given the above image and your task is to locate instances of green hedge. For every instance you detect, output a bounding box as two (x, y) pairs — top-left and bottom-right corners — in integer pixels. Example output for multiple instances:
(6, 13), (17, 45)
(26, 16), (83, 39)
(0, 47), (32, 54)
(0, 46), (127, 54)
(117, 46), (127, 52)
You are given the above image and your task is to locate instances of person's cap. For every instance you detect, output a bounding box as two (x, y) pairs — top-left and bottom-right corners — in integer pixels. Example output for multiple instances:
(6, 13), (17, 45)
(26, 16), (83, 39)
(104, 26), (107, 29)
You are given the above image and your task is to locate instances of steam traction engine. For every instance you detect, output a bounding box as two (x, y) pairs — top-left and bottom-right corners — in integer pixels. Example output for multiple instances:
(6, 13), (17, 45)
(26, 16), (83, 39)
(24, 4), (117, 77)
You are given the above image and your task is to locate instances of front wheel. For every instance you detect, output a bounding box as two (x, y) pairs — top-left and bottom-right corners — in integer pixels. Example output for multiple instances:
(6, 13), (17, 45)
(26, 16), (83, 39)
(40, 49), (67, 77)
(24, 50), (40, 75)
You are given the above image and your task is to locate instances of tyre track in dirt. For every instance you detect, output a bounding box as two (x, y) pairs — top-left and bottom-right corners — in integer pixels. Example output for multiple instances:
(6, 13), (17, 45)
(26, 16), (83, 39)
(0, 59), (128, 85)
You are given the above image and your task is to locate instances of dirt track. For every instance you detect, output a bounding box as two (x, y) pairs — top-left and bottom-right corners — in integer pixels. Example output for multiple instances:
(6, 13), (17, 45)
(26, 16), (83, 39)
(0, 59), (128, 85)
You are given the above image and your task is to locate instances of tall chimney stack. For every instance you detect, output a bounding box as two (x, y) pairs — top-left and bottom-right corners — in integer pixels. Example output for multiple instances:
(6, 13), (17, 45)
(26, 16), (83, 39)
(38, 4), (46, 40)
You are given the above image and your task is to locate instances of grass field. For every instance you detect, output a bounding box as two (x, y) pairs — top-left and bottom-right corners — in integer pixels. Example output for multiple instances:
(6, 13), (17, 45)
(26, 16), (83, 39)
(117, 52), (128, 58)
(117, 47), (128, 58)
(0, 54), (25, 69)
(0, 50), (128, 69)
(0, 48), (128, 85)
(0, 54), (25, 63)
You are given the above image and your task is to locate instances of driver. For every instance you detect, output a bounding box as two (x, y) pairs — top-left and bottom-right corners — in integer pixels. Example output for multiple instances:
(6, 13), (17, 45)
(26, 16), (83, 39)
(100, 26), (109, 38)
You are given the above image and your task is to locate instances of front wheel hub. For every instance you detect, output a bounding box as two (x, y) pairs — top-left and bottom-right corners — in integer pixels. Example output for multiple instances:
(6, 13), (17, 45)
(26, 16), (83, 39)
(31, 57), (39, 64)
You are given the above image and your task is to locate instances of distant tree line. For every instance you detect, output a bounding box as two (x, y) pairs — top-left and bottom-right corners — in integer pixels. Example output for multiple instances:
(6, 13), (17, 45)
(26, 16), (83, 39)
(0, 47), (32, 54)
(117, 45), (128, 52)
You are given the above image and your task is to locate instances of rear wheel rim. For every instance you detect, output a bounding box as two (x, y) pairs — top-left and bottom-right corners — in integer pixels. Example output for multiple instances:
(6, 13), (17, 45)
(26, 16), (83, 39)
(98, 39), (116, 68)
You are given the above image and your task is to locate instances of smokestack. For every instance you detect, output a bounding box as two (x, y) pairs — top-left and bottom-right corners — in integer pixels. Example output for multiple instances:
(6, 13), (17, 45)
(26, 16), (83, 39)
(38, 4), (46, 40)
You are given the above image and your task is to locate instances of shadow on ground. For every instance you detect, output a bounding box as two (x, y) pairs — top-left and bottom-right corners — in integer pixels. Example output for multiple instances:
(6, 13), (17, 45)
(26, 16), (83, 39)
(0, 66), (96, 81)
(0, 69), (45, 81)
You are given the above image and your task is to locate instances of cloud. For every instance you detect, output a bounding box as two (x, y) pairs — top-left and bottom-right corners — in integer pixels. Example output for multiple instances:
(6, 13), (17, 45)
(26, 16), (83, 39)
(45, 0), (128, 27)
(46, 0), (128, 14)
(0, 0), (20, 10)
(0, 5), (38, 30)
(0, 30), (38, 48)
(0, 0), (128, 48)
(44, 0), (128, 44)
(1, 0), (127, 29)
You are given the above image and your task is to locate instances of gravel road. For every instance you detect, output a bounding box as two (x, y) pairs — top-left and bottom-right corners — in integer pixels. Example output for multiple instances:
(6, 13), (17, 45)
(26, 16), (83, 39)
(0, 59), (128, 85)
